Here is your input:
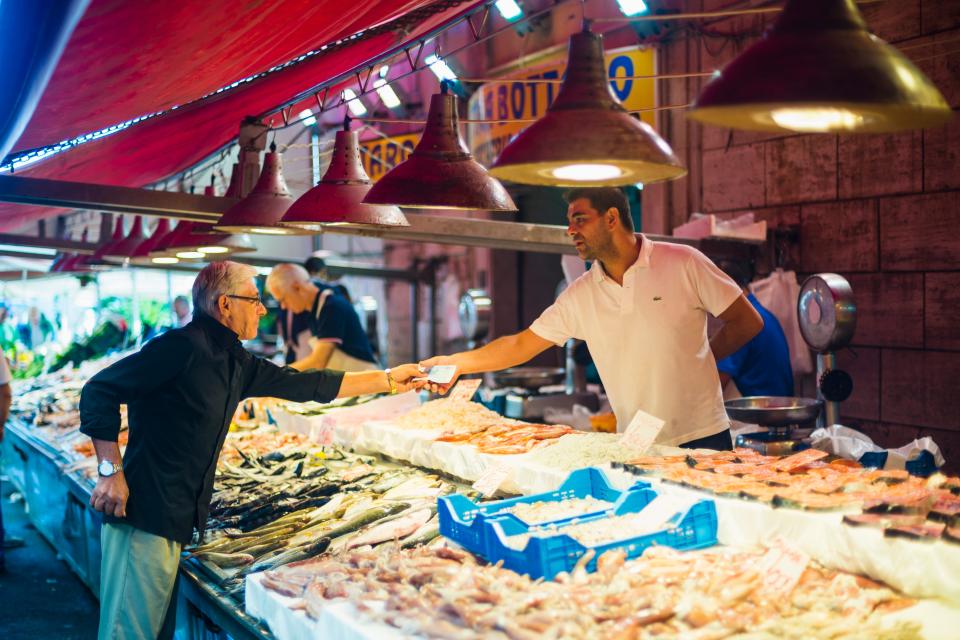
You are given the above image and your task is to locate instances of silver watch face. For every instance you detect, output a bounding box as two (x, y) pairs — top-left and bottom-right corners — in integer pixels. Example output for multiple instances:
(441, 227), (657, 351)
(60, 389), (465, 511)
(98, 460), (116, 476)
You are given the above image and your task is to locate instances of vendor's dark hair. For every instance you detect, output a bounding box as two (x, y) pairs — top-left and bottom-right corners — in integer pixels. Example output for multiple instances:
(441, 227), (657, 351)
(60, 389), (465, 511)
(303, 256), (327, 275)
(564, 187), (633, 232)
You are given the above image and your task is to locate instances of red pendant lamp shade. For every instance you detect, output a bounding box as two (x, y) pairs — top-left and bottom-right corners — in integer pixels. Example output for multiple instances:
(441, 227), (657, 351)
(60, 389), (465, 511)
(363, 88), (517, 211)
(129, 219), (172, 264)
(688, 0), (952, 133)
(89, 216), (126, 266)
(490, 30), (685, 187)
(103, 215), (148, 262)
(282, 127), (408, 229)
(214, 144), (304, 234)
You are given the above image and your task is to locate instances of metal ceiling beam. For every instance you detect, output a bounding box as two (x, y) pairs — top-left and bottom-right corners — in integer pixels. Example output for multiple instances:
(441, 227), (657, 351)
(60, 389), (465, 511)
(0, 232), (98, 254)
(0, 175), (228, 222)
(0, 176), (757, 258)
(319, 215), (699, 255)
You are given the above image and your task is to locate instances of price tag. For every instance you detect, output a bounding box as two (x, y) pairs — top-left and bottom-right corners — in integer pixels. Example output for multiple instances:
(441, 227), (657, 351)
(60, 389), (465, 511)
(472, 464), (510, 497)
(619, 408), (665, 454)
(449, 378), (482, 403)
(756, 538), (810, 597)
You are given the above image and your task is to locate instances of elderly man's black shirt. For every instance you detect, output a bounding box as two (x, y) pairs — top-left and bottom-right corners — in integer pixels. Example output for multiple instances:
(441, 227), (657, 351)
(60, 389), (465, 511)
(79, 314), (344, 543)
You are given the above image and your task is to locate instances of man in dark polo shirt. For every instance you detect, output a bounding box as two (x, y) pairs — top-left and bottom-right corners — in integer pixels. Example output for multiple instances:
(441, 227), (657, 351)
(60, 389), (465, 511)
(80, 261), (424, 639)
(267, 263), (379, 372)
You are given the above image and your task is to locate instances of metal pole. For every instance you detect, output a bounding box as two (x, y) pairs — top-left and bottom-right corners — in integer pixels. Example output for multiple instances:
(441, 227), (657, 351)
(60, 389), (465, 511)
(411, 282), (419, 362)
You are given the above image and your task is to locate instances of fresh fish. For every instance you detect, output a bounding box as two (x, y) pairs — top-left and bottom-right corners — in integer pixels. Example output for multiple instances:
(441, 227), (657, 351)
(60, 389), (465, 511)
(347, 508), (433, 549)
(324, 502), (411, 540)
(241, 537), (331, 576)
(193, 551), (255, 568)
(400, 514), (441, 549)
(381, 476), (443, 501)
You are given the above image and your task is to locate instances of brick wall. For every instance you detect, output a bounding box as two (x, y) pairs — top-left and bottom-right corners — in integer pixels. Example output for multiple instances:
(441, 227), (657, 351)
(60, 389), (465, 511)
(643, 0), (960, 470)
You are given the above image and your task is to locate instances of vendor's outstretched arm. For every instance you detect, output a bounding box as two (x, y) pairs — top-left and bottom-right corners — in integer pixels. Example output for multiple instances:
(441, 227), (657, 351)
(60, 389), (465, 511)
(420, 329), (554, 389)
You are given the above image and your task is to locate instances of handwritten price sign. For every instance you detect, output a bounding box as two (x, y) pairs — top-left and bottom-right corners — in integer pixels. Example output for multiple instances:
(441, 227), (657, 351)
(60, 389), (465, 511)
(757, 538), (810, 597)
(619, 408), (665, 454)
(449, 378), (482, 403)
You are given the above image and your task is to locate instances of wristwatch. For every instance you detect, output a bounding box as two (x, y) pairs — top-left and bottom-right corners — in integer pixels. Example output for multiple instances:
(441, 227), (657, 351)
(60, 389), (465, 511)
(384, 369), (398, 395)
(98, 460), (122, 477)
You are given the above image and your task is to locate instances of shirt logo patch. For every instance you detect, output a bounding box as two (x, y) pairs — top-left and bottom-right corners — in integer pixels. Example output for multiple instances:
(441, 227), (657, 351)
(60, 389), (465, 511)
(653, 296), (663, 302)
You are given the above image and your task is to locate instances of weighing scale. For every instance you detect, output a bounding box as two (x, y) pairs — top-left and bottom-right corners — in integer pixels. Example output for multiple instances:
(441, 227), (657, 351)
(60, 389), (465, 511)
(728, 273), (857, 454)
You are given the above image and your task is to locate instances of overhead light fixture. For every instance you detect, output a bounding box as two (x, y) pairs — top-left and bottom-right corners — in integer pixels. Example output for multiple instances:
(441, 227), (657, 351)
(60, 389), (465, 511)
(129, 218), (172, 265)
(616, 0), (648, 17)
(490, 29), (686, 187)
(298, 109), (317, 127)
(281, 119), (409, 229)
(0, 243), (57, 257)
(103, 215), (147, 263)
(494, 0), (523, 21)
(687, 0), (952, 133)
(424, 54), (458, 83)
(342, 88), (368, 117)
(152, 256), (179, 265)
(88, 215), (127, 268)
(214, 143), (305, 235)
(363, 84), (517, 211)
(374, 78), (402, 110)
(175, 251), (205, 260)
(149, 220), (191, 258)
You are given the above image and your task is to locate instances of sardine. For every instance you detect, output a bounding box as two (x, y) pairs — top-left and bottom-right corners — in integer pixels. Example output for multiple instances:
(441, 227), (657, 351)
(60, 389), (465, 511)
(193, 551), (255, 568)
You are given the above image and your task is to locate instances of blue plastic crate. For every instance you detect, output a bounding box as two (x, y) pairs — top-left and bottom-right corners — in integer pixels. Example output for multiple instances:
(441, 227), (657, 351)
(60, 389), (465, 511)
(437, 466), (650, 556)
(484, 491), (718, 580)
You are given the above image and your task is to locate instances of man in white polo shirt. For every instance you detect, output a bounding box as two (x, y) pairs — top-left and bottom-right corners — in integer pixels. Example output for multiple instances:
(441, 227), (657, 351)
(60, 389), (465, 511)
(420, 187), (763, 448)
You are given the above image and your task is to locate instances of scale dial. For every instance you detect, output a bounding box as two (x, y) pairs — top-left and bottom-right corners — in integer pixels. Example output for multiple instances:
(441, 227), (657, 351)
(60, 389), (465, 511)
(798, 273), (857, 352)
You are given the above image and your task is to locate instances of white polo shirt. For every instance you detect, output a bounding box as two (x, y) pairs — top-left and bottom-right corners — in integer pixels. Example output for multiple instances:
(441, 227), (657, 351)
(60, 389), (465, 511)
(530, 235), (742, 446)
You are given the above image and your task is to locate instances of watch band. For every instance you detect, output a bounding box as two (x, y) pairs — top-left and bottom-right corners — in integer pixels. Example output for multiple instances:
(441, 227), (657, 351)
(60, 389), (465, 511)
(384, 369), (398, 395)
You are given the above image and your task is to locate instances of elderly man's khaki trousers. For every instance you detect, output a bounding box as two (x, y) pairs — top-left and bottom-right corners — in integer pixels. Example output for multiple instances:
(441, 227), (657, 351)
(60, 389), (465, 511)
(99, 522), (181, 640)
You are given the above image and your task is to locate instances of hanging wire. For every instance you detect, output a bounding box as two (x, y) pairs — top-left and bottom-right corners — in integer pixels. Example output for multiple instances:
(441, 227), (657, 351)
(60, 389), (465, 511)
(354, 102), (692, 125)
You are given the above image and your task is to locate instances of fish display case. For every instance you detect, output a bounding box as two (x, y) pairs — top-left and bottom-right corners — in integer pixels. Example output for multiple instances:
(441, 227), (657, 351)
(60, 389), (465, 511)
(8, 364), (960, 640)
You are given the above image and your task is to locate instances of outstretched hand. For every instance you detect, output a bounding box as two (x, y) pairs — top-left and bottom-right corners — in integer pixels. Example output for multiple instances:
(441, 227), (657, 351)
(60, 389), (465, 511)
(389, 363), (446, 394)
(417, 356), (461, 395)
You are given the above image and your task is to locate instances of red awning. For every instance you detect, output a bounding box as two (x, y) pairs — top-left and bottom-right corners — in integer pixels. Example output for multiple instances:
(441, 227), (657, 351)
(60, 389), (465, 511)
(2, 0), (480, 230)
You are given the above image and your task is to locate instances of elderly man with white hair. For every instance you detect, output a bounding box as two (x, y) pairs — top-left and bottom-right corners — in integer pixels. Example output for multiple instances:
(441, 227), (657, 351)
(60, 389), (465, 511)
(267, 263), (379, 372)
(80, 261), (425, 640)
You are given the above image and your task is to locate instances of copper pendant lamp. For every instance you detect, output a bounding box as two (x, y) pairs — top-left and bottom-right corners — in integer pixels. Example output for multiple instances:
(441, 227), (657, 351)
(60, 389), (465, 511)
(129, 219), (172, 265)
(490, 29), (686, 187)
(363, 84), (517, 211)
(282, 120), (408, 229)
(88, 216), (126, 268)
(688, 0), (952, 133)
(55, 229), (94, 273)
(214, 143), (305, 234)
(187, 180), (258, 255)
(103, 215), (147, 263)
(149, 220), (191, 261)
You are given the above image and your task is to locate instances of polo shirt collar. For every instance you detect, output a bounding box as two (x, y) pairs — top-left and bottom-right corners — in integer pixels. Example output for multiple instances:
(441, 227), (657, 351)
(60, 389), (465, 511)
(591, 234), (653, 283)
(193, 312), (241, 349)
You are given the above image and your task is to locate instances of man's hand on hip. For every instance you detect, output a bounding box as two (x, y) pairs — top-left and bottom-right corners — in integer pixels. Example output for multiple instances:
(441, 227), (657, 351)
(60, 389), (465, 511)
(91, 474), (129, 518)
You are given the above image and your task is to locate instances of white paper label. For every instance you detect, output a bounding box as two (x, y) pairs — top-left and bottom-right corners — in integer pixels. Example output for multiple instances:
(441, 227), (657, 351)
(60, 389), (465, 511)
(449, 378), (482, 403)
(756, 538), (810, 597)
(619, 408), (666, 453)
(472, 464), (510, 498)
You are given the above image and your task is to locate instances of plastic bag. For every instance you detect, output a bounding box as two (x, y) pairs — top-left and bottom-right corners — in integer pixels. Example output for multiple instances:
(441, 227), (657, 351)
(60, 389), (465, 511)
(809, 425), (945, 474)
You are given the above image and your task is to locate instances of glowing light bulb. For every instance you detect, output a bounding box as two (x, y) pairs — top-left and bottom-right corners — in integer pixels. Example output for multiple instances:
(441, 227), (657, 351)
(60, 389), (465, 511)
(768, 108), (864, 132)
(198, 246), (230, 254)
(248, 227), (290, 235)
(152, 257), (179, 264)
(550, 164), (624, 182)
(176, 251), (205, 259)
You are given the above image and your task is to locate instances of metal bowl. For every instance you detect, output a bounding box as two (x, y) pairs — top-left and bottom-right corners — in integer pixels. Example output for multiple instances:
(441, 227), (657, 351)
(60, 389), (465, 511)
(724, 396), (823, 427)
(493, 367), (565, 390)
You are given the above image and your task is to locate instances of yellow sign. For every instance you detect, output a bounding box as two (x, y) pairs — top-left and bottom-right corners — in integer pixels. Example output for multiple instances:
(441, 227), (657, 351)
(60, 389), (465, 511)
(360, 133), (421, 183)
(467, 46), (656, 167)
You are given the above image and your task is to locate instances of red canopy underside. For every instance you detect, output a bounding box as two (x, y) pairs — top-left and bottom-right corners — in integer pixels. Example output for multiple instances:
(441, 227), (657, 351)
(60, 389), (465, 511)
(2, 0), (478, 231)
